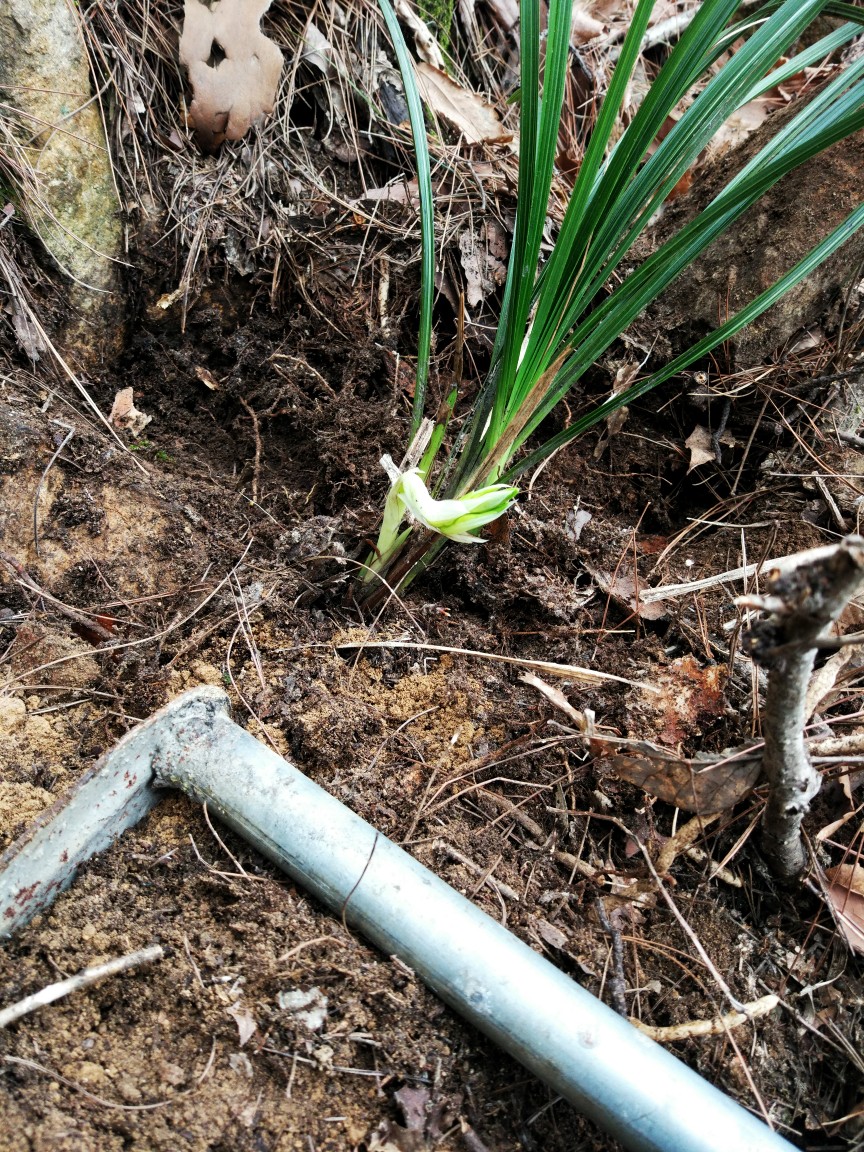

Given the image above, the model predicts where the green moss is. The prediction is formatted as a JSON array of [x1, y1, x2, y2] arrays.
[[417, 0, 455, 53]]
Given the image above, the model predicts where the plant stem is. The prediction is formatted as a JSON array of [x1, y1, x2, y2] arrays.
[[744, 537, 864, 877]]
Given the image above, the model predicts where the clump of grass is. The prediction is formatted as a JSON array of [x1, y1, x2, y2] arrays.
[[360, 0, 864, 604]]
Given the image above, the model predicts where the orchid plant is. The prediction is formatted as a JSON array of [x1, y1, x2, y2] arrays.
[[359, 0, 864, 603]]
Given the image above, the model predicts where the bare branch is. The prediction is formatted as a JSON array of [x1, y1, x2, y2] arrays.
[[0, 946, 164, 1029], [741, 536, 864, 877]]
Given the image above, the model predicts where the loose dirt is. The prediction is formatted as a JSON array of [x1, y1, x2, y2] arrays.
[[2, 287, 864, 1150], [2, 8, 864, 1148]]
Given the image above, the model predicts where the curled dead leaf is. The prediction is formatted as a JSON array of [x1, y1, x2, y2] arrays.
[[592, 737, 762, 815], [685, 425, 717, 472], [572, 6, 606, 43], [352, 180, 420, 207], [520, 670, 589, 731], [586, 563, 668, 622], [416, 62, 511, 145], [825, 863, 864, 954], [459, 227, 508, 308], [109, 387, 152, 438], [226, 1001, 258, 1047]]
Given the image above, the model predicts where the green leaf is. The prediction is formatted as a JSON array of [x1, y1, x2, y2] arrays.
[[366, 0, 864, 598], [376, 0, 435, 437], [506, 199, 864, 480]]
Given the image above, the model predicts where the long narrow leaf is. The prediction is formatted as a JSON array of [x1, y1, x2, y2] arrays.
[[518, 0, 830, 396], [376, 0, 435, 437], [517, 80, 864, 447], [488, 0, 574, 444], [506, 200, 864, 480]]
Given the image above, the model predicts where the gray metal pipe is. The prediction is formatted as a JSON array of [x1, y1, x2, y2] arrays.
[[148, 688, 793, 1152]]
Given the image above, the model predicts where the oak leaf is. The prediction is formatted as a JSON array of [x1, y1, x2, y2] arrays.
[[825, 863, 864, 954], [180, 0, 283, 152], [416, 62, 511, 145]]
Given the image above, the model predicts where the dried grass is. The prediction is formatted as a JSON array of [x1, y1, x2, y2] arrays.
[[63, 0, 530, 340]]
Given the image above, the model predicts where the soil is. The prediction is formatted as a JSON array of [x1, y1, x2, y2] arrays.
[[2, 10, 864, 1152]]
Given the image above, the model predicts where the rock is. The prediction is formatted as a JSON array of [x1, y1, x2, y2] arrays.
[[0, 697, 26, 735], [0, 0, 124, 365]]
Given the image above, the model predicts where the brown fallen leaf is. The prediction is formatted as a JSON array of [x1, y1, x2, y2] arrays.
[[459, 226, 508, 307], [395, 0, 446, 69], [109, 387, 152, 437], [572, 3, 606, 43], [533, 917, 569, 951], [416, 62, 512, 145], [226, 1002, 258, 1047], [586, 564, 668, 622], [825, 863, 864, 954], [647, 655, 728, 748], [394, 1085, 431, 1133], [194, 365, 220, 391], [520, 670, 589, 731], [685, 424, 717, 472], [592, 737, 762, 814], [300, 22, 349, 127], [9, 301, 46, 362], [352, 181, 419, 207], [179, 0, 283, 152], [593, 360, 639, 456], [484, 0, 518, 32]]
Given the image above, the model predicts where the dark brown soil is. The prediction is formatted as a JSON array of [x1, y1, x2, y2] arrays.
[[2, 258, 864, 1150], [2, 11, 864, 1150]]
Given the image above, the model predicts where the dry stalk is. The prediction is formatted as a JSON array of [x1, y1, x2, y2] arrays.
[[0, 945, 163, 1028], [630, 993, 779, 1043], [740, 536, 864, 877]]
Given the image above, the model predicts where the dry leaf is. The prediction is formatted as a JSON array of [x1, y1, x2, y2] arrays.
[[416, 62, 511, 145], [593, 737, 762, 814], [825, 863, 864, 954], [227, 1002, 258, 1047], [395, 0, 447, 69], [277, 985, 328, 1030], [109, 387, 152, 437], [485, 0, 518, 32], [9, 302, 46, 363], [158, 1060, 187, 1086], [805, 646, 857, 719], [352, 181, 420, 207], [572, 4, 606, 43], [534, 917, 569, 951], [459, 227, 507, 307], [194, 365, 220, 391], [154, 285, 184, 311], [300, 22, 349, 125], [228, 1051, 254, 1078], [647, 655, 728, 747], [587, 564, 668, 622], [179, 0, 283, 151], [685, 425, 717, 472], [594, 360, 639, 455], [520, 670, 588, 730], [394, 1085, 431, 1133], [367, 1123, 425, 1152]]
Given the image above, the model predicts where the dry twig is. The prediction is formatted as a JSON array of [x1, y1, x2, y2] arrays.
[[741, 536, 864, 877], [0, 945, 163, 1029], [630, 993, 779, 1042]]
